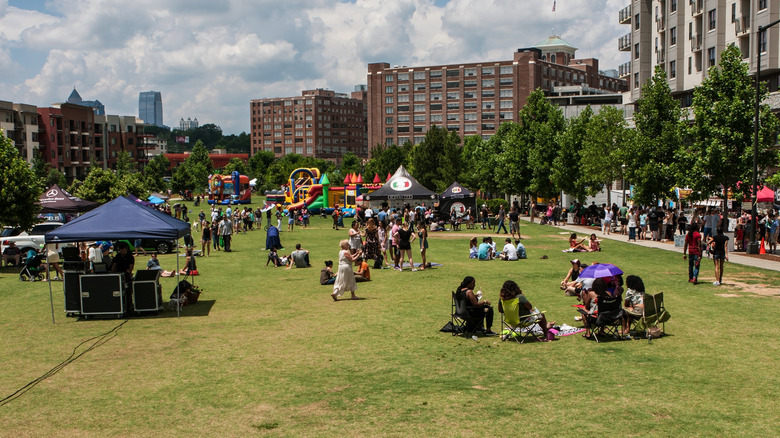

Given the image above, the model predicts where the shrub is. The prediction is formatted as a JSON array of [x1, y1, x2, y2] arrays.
[[485, 198, 509, 215]]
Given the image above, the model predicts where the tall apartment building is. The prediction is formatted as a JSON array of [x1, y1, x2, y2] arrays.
[[618, 0, 780, 105], [139, 91, 164, 127], [250, 88, 368, 162], [179, 117, 199, 130], [0, 100, 40, 160], [367, 37, 626, 148]]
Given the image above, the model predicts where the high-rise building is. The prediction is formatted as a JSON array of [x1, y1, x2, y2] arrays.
[[617, 0, 780, 105], [366, 37, 626, 149], [250, 88, 368, 161], [179, 117, 199, 130], [0, 100, 40, 161], [139, 91, 163, 127], [66, 88, 105, 115]]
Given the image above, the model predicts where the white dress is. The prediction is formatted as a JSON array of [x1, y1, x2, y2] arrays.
[[332, 249, 357, 297]]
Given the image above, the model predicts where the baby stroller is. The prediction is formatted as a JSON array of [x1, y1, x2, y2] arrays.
[[19, 250, 45, 282]]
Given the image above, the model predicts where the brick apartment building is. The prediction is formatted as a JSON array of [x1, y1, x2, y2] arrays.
[[250, 88, 368, 162], [367, 36, 627, 149], [0, 100, 40, 161]]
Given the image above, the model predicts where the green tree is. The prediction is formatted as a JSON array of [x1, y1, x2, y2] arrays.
[[492, 122, 527, 195], [185, 141, 214, 192], [31, 150, 50, 182], [519, 89, 565, 199], [170, 164, 193, 193], [222, 157, 247, 176], [408, 125, 461, 192], [74, 167, 124, 204], [339, 152, 362, 176], [46, 168, 67, 188], [247, 150, 276, 190], [682, 45, 779, 201], [0, 132, 42, 228], [143, 154, 170, 193], [122, 172, 149, 199], [115, 150, 137, 178], [581, 106, 631, 204], [365, 143, 410, 180], [625, 67, 685, 205], [552, 106, 593, 202], [216, 132, 251, 154]]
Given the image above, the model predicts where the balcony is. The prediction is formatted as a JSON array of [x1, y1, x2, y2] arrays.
[[690, 34, 702, 52], [618, 33, 632, 51], [619, 4, 632, 24], [657, 49, 666, 63], [618, 61, 632, 78], [657, 16, 666, 32], [735, 16, 750, 37], [690, 0, 703, 16]]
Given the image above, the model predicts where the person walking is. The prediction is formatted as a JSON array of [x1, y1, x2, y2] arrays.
[[201, 221, 211, 257], [708, 227, 729, 286], [495, 205, 508, 234], [683, 223, 703, 284], [331, 240, 360, 301]]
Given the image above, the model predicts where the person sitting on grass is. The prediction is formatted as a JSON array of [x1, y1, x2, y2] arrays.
[[266, 246, 282, 268], [566, 233, 588, 252], [498, 238, 518, 260], [588, 233, 601, 252], [477, 237, 493, 260], [320, 260, 336, 285], [354, 255, 371, 282], [286, 243, 310, 269], [469, 237, 479, 259], [498, 280, 552, 341], [560, 259, 584, 295], [514, 239, 527, 259]]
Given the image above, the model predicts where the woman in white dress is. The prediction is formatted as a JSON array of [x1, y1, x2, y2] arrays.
[[332, 239, 361, 301]]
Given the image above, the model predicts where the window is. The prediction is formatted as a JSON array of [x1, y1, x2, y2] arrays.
[[385, 107, 394, 114], [385, 96, 393, 104], [413, 104, 425, 112], [499, 112, 514, 120], [414, 83, 426, 91], [499, 66, 513, 74], [385, 117, 393, 124], [708, 47, 716, 67], [430, 103, 442, 111], [398, 115, 410, 122], [431, 114, 443, 122], [708, 9, 716, 31], [499, 100, 513, 109], [430, 82, 442, 89], [634, 43, 640, 60], [670, 60, 676, 78], [430, 93, 442, 101], [670, 27, 677, 46], [464, 124, 477, 132], [688, 57, 692, 74], [464, 80, 477, 87], [464, 113, 477, 121], [759, 30, 767, 53], [413, 71, 426, 80], [482, 79, 495, 87], [482, 90, 495, 98], [634, 73, 640, 89], [446, 69, 460, 77], [446, 81, 459, 88], [397, 105, 409, 112], [499, 77, 513, 85], [635, 13, 639, 30], [464, 91, 476, 99], [670, 0, 677, 13], [398, 94, 409, 103], [397, 73, 409, 81], [413, 115, 425, 122], [414, 94, 426, 102], [759, 0, 767, 10], [446, 102, 460, 110], [446, 114, 460, 121], [447, 92, 460, 100], [385, 128, 393, 135], [430, 70, 442, 77], [482, 101, 495, 109], [551, 54, 556, 63], [482, 67, 494, 75], [385, 75, 393, 82], [464, 102, 478, 109]]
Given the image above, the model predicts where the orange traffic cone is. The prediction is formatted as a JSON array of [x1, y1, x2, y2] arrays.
[[760, 238, 767, 254]]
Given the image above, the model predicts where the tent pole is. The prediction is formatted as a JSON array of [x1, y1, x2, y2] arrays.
[[176, 238, 180, 318], [47, 248, 55, 324]]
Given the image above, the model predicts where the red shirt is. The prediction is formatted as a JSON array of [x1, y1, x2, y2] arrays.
[[685, 232, 702, 256]]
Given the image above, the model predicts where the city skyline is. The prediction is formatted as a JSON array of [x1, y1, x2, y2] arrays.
[[0, 0, 627, 135]]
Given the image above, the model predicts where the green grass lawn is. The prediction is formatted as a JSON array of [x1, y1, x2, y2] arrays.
[[2, 200, 780, 437]]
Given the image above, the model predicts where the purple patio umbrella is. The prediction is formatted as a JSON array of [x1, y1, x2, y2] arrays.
[[578, 263, 623, 279]]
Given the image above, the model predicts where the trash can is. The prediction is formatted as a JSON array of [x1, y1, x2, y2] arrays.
[[724, 231, 735, 252], [674, 234, 685, 247], [567, 213, 575, 225]]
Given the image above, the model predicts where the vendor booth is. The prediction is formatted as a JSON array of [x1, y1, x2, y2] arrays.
[[44, 196, 191, 322], [38, 184, 98, 214], [438, 181, 477, 220], [364, 165, 437, 210]]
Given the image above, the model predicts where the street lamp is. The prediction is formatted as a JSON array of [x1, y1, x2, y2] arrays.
[[749, 19, 780, 254]]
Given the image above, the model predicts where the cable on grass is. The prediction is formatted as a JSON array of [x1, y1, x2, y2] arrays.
[[0, 319, 129, 407]]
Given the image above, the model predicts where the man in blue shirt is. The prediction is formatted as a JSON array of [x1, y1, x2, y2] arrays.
[[478, 237, 492, 260]]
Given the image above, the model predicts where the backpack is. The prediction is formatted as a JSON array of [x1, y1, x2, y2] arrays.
[[373, 254, 384, 269]]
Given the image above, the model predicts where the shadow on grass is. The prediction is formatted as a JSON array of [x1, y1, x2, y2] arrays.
[[76, 300, 217, 320]]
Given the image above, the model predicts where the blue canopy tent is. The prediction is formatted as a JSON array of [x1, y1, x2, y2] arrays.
[[44, 196, 192, 322], [148, 195, 165, 204]]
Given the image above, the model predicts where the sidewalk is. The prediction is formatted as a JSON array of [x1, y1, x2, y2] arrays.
[[544, 221, 780, 273]]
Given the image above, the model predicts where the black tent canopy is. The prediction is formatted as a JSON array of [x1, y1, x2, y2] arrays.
[[438, 181, 477, 219], [364, 166, 436, 208], [38, 184, 98, 214]]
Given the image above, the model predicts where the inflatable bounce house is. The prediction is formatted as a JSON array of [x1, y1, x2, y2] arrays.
[[282, 168, 385, 215], [208, 171, 252, 205]]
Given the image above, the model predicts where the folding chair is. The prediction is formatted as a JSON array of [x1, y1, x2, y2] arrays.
[[581, 295, 623, 343], [499, 298, 545, 343], [640, 292, 669, 343], [451, 291, 484, 337]]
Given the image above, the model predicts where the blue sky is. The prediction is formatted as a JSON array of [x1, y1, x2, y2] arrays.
[[0, 0, 626, 134]]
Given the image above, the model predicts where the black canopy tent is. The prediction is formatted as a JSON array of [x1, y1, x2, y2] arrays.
[[38, 184, 99, 214], [438, 181, 477, 220], [364, 165, 437, 209], [44, 196, 191, 322]]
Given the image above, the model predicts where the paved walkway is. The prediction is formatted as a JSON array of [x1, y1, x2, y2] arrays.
[[530, 220, 780, 273]]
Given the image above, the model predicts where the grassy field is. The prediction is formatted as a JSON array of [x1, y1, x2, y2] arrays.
[[2, 200, 780, 437]]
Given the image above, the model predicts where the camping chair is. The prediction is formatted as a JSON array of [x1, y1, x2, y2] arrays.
[[451, 291, 484, 337], [639, 292, 669, 342], [580, 295, 623, 343], [499, 298, 545, 343]]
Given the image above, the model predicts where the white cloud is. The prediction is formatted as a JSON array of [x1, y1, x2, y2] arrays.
[[2, 0, 626, 134]]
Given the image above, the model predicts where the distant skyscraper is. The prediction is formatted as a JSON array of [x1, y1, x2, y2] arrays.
[[66, 87, 105, 115], [138, 91, 163, 127]]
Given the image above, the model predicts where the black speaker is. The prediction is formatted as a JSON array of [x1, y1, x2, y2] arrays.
[[63, 272, 82, 314], [80, 274, 125, 317], [133, 281, 162, 312]]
